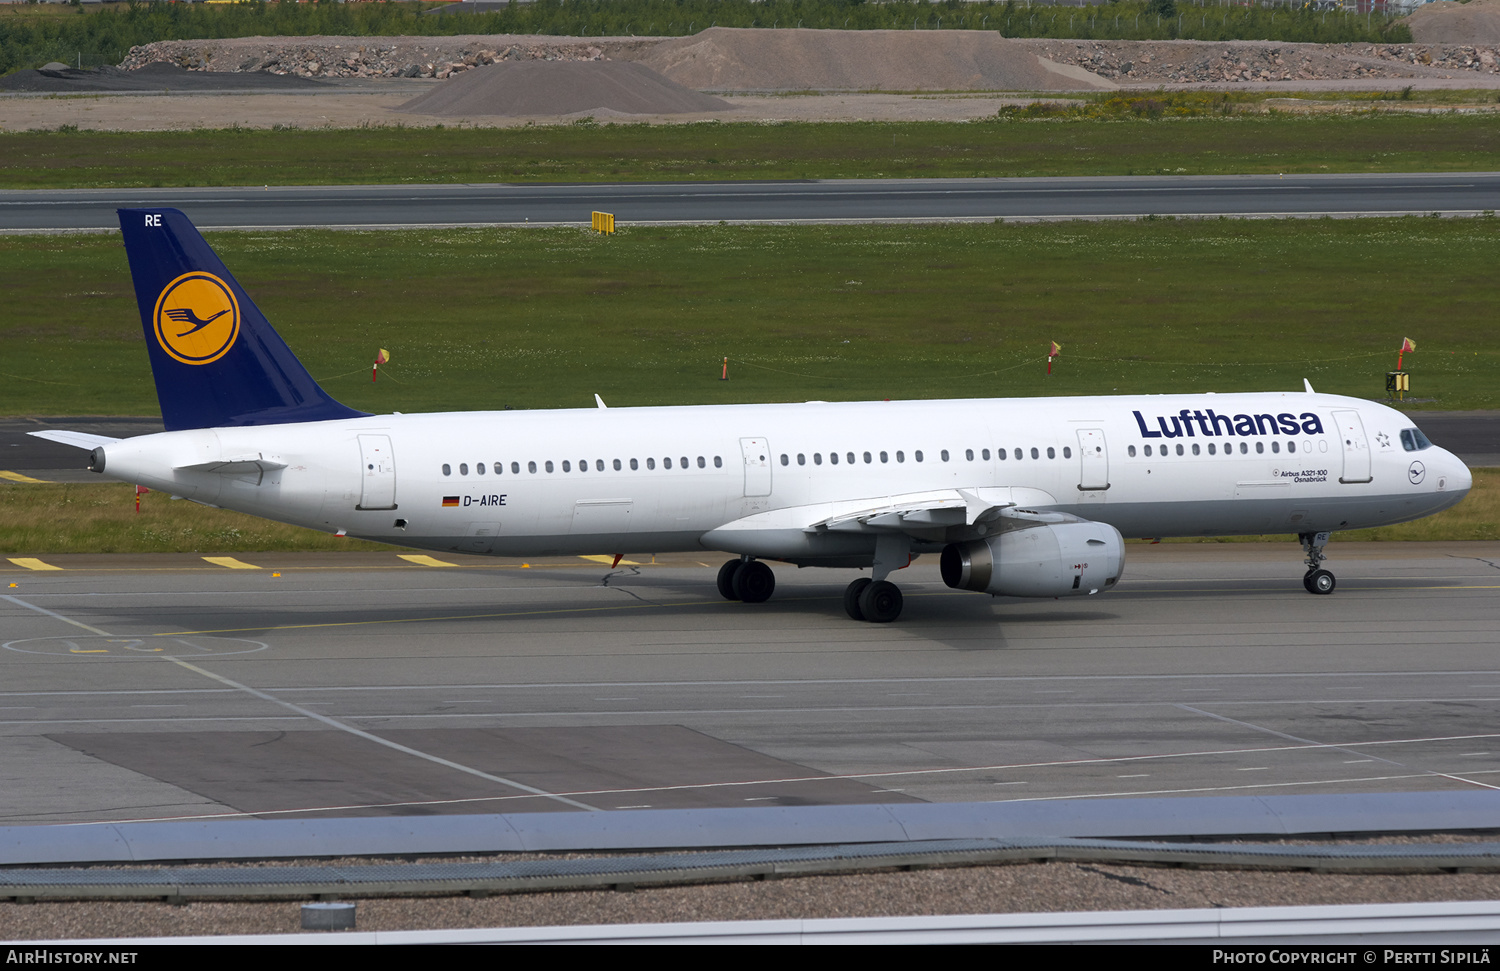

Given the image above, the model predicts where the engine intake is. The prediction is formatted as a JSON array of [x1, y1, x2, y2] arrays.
[[940, 522, 1125, 598]]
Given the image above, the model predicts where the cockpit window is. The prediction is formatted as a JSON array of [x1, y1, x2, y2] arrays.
[[1400, 428, 1433, 452]]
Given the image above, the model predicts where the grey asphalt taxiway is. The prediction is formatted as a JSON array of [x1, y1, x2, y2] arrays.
[[4, 172, 1499, 233], [2, 543, 1498, 827]]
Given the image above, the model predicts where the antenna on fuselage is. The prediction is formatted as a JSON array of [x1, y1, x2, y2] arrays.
[[1303, 379, 1316, 394], [594, 394, 608, 409]]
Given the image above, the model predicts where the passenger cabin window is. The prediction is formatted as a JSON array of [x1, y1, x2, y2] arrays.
[[476, 462, 485, 475], [830, 452, 839, 465], [1062, 447, 1071, 459], [798, 453, 806, 466], [494, 462, 503, 474], [647, 458, 656, 470], [1255, 442, 1265, 454], [780, 454, 789, 466], [544, 460, 554, 473], [965, 449, 974, 461], [630, 458, 639, 470], [715, 456, 723, 468], [915, 451, 924, 462], [1015, 448, 1023, 460], [863, 451, 872, 464], [846, 452, 856, 465], [1127, 446, 1136, 458], [528, 461, 537, 473], [442, 463, 452, 476], [814, 453, 823, 465], [512, 462, 520, 474], [982, 449, 991, 460], [614, 459, 622, 471], [1047, 447, 1056, 459], [1029, 448, 1039, 460], [940, 450, 950, 462], [562, 460, 571, 472], [459, 463, 469, 475]]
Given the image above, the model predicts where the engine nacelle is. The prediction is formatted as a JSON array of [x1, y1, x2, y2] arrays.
[[940, 522, 1125, 598]]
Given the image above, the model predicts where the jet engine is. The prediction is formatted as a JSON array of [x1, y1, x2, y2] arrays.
[[940, 522, 1125, 598]]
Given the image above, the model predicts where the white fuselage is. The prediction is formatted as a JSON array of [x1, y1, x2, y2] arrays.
[[95, 391, 1471, 562]]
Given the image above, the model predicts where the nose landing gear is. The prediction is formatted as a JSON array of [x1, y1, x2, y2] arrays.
[[1300, 531, 1335, 595]]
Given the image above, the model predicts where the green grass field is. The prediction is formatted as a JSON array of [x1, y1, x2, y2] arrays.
[[6, 112, 1500, 188], [4, 218, 1497, 418]]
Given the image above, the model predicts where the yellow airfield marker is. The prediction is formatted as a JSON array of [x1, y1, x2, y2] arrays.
[[398, 554, 459, 568], [579, 554, 640, 566], [7, 558, 61, 571], [0, 471, 47, 484], [202, 556, 261, 570]]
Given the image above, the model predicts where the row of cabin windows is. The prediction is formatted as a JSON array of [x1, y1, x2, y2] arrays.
[[777, 446, 1073, 467], [1127, 440, 1311, 458], [442, 456, 724, 476]]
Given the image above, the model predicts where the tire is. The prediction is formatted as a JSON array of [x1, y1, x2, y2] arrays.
[[844, 577, 873, 621], [717, 560, 742, 601], [858, 580, 903, 623], [1307, 569, 1335, 595], [733, 560, 776, 603]]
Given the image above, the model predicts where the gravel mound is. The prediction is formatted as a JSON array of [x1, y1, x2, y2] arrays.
[[1405, 0, 1500, 44], [396, 60, 732, 117], [0, 62, 330, 93], [639, 27, 1093, 91]]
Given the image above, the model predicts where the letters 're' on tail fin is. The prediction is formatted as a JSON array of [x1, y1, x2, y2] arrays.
[[118, 208, 367, 431]]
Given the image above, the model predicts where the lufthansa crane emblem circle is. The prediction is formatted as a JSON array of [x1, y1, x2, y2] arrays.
[[1408, 461, 1426, 485], [152, 271, 240, 365]]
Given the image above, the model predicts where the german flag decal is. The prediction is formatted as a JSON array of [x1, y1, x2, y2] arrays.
[[442, 496, 460, 507]]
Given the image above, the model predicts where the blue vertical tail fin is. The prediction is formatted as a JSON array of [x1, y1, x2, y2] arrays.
[[118, 208, 367, 431]]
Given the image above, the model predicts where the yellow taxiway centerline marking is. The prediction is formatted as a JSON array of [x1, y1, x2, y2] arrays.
[[578, 555, 641, 566], [201, 556, 260, 570], [398, 554, 459, 568], [0, 471, 48, 484], [7, 558, 62, 571]]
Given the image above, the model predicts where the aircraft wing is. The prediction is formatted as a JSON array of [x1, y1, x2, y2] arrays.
[[705, 486, 1071, 548], [27, 430, 122, 450]]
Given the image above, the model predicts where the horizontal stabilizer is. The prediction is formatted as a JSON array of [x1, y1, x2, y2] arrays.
[[27, 430, 121, 450], [174, 454, 288, 475]]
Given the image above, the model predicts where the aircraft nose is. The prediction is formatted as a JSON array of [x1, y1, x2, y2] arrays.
[[1450, 456, 1473, 497]]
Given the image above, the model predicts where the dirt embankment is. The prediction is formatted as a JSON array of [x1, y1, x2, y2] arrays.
[[1017, 38, 1499, 84], [1404, 0, 1500, 44], [110, 28, 1500, 94]]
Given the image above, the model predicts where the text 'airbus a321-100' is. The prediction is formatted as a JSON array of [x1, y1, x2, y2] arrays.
[[31, 210, 1472, 623]]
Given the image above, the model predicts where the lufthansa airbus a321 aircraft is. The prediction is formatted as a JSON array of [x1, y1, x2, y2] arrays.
[[33, 210, 1472, 623]]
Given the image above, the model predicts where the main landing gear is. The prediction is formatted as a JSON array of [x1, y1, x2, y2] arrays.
[[1299, 531, 1335, 595], [717, 557, 776, 604], [843, 577, 903, 624], [718, 532, 911, 623]]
